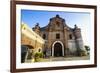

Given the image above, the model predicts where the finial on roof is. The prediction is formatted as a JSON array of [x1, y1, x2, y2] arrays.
[[56, 14, 60, 18], [74, 24, 79, 30], [36, 23, 39, 26], [74, 24, 78, 28], [34, 23, 40, 29]]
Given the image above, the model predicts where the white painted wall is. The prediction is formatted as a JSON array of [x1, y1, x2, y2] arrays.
[[0, 0, 100, 73], [68, 40, 77, 53]]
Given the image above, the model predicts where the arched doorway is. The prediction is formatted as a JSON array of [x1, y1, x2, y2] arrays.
[[54, 43, 62, 57], [52, 41, 64, 57]]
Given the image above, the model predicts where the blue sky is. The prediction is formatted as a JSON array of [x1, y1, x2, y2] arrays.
[[21, 9, 91, 46]]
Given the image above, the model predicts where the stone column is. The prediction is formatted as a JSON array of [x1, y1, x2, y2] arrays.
[[47, 29, 52, 57], [64, 27, 68, 56]]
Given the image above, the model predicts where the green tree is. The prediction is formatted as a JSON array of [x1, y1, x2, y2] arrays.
[[84, 45, 90, 55], [84, 45, 90, 51]]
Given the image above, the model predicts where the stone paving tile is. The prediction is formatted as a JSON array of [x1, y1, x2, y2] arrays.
[[42, 56, 90, 62]]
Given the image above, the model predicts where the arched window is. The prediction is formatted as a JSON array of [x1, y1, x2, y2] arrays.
[[69, 34, 72, 39], [38, 49, 41, 52], [43, 34, 46, 39]]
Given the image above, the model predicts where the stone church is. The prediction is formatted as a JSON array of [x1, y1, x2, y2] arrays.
[[32, 15, 85, 57]]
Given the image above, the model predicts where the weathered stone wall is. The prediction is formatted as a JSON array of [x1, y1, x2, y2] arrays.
[[33, 15, 84, 56], [21, 23, 45, 54], [68, 40, 77, 55]]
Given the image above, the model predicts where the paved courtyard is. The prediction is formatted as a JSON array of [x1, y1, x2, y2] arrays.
[[25, 55, 90, 63], [40, 55, 90, 62]]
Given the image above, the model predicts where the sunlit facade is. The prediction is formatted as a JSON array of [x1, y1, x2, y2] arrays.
[[21, 23, 45, 63], [33, 15, 86, 57]]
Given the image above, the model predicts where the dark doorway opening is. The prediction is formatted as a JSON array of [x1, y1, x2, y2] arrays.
[[54, 43, 62, 57], [21, 45, 28, 63], [21, 45, 34, 63]]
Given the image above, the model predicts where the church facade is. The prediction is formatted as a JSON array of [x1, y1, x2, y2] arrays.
[[32, 15, 85, 57]]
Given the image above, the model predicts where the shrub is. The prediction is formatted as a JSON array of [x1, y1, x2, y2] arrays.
[[34, 52, 43, 62], [39, 52, 43, 58], [79, 49, 87, 56], [76, 48, 87, 56], [81, 51, 86, 56]]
